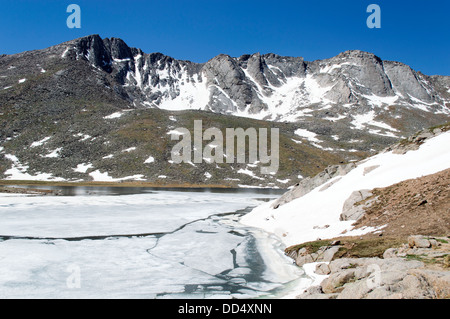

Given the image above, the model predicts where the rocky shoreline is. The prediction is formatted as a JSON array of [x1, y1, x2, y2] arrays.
[[293, 235, 450, 299], [0, 186, 63, 196]]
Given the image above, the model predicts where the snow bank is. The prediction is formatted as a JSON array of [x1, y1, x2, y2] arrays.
[[241, 131, 450, 247], [88, 170, 145, 182]]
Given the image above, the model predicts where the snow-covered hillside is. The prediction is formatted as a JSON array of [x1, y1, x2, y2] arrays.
[[241, 130, 450, 247]]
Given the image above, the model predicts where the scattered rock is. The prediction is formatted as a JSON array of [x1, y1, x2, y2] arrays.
[[390, 126, 448, 155], [295, 254, 314, 267], [0, 187, 63, 196], [295, 245, 341, 267], [313, 225, 330, 229], [336, 279, 373, 299], [351, 168, 450, 238]]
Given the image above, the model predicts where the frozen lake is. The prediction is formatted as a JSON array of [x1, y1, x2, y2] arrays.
[[0, 187, 303, 299]]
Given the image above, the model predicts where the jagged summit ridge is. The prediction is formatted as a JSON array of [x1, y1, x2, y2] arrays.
[[54, 35, 450, 124], [2, 34, 450, 138]]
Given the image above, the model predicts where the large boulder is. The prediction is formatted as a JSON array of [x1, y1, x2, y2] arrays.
[[340, 189, 374, 221], [408, 235, 432, 248]]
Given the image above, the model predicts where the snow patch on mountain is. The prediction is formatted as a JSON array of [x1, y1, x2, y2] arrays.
[[73, 163, 93, 173], [158, 72, 210, 111], [43, 148, 62, 158], [62, 35, 449, 129], [294, 129, 321, 143], [351, 111, 399, 135], [4, 154, 65, 181], [104, 111, 124, 119], [144, 156, 155, 164], [30, 137, 52, 148]]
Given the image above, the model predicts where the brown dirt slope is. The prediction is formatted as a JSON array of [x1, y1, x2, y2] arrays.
[[353, 168, 450, 238]]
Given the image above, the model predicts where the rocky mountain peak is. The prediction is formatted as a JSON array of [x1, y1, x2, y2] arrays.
[[54, 34, 449, 125], [3, 34, 450, 135], [0, 34, 449, 187], [103, 37, 134, 61], [336, 49, 381, 60]]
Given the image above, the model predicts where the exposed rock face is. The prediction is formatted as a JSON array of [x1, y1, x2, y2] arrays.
[[203, 54, 255, 113]]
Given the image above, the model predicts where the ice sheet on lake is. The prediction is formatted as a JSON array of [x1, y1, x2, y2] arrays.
[[0, 192, 267, 238], [0, 190, 302, 298]]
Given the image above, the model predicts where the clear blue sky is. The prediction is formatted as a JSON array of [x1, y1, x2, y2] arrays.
[[1, 0, 449, 75]]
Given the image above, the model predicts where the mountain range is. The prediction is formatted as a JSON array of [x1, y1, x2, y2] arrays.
[[0, 34, 449, 187]]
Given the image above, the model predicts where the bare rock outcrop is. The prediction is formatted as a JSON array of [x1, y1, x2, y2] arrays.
[[296, 235, 450, 299]]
